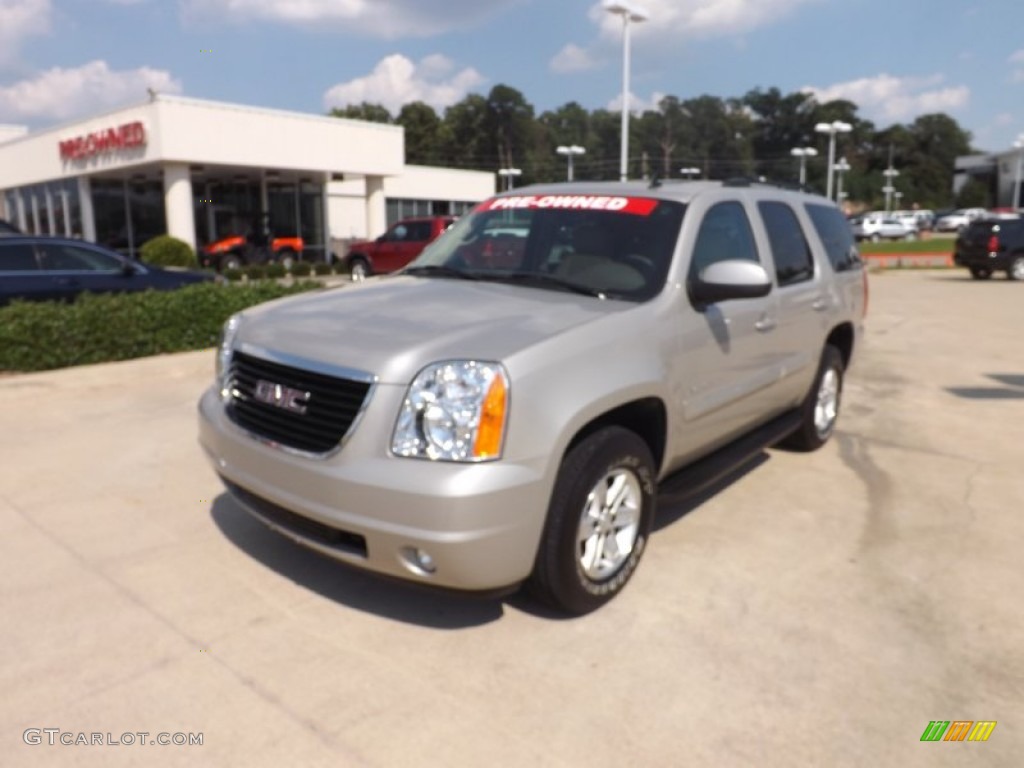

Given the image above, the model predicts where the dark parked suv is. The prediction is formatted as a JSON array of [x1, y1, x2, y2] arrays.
[[0, 236, 213, 305], [954, 218, 1024, 280]]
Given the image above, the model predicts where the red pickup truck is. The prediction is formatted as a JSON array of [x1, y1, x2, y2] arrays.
[[344, 216, 455, 280]]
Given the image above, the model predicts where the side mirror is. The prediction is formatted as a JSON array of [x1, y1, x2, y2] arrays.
[[689, 260, 772, 304], [121, 262, 138, 276]]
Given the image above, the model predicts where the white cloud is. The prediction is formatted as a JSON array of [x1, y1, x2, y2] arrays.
[[323, 54, 484, 113], [0, 0, 52, 66], [180, 0, 523, 39], [606, 90, 666, 115], [802, 73, 970, 123], [0, 60, 182, 121], [550, 43, 599, 74], [1010, 49, 1024, 83], [588, 0, 821, 42]]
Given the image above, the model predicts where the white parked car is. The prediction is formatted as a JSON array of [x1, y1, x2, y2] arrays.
[[851, 214, 916, 242], [936, 208, 986, 233]]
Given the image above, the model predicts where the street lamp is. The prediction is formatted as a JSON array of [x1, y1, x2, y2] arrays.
[[882, 167, 900, 212], [605, 1, 649, 182], [790, 147, 818, 187], [815, 120, 852, 200], [497, 168, 522, 191], [833, 156, 851, 206], [679, 167, 701, 179], [1013, 135, 1024, 211], [556, 145, 586, 181]]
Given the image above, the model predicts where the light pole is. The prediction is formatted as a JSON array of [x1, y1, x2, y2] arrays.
[[679, 167, 701, 180], [497, 168, 522, 192], [1013, 135, 1024, 211], [833, 156, 850, 206], [556, 145, 586, 181], [604, 1, 649, 182], [815, 121, 852, 200], [790, 147, 818, 187], [882, 167, 900, 212]]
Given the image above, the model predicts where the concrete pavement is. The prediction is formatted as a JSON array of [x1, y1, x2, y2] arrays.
[[1, 270, 1021, 767]]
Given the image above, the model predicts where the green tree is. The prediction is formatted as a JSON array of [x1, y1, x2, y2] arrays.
[[396, 101, 442, 166], [328, 103, 393, 123]]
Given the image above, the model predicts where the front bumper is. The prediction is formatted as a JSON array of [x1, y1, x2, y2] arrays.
[[197, 386, 552, 592]]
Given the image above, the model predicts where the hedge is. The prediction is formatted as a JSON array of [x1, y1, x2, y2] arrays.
[[139, 235, 198, 268], [0, 281, 323, 373]]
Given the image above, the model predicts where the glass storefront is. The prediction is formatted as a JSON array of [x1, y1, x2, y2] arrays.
[[2, 180, 82, 237], [386, 197, 476, 226], [92, 179, 167, 257]]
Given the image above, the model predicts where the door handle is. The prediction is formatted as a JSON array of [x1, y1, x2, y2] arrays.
[[811, 297, 827, 311], [754, 317, 776, 332]]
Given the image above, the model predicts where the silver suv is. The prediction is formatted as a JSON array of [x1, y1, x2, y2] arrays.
[[198, 180, 867, 614]]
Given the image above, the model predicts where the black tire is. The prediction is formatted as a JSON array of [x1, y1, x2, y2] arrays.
[[870, 233, 881, 243], [969, 267, 992, 280], [780, 345, 844, 452], [349, 256, 371, 281], [527, 426, 657, 615], [220, 251, 244, 271], [1008, 256, 1024, 282]]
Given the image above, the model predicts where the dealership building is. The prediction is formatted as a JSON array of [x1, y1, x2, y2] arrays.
[[0, 94, 494, 260]]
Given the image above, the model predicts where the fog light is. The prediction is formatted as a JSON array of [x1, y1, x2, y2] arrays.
[[400, 546, 437, 575]]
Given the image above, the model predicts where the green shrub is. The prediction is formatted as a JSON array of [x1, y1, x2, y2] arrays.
[[265, 262, 286, 279], [290, 261, 312, 277], [0, 281, 323, 373], [313, 262, 333, 276], [139, 235, 198, 268], [224, 267, 244, 282], [245, 264, 267, 281]]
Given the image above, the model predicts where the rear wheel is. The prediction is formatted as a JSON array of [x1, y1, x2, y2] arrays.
[[349, 257, 370, 282], [780, 345, 844, 452], [870, 233, 881, 243], [527, 426, 656, 615], [969, 267, 992, 280], [220, 252, 243, 271], [277, 249, 296, 271], [1008, 256, 1024, 281]]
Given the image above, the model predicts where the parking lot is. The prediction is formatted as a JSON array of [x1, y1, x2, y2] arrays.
[[1, 269, 1021, 767]]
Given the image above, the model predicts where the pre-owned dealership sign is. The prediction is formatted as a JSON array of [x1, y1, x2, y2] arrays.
[[59, 121, 146, 160]]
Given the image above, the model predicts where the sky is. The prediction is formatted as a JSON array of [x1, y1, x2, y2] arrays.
[[1, 0, 1022, 153]]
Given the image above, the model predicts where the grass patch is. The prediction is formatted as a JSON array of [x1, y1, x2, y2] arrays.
[[859, 237, 956, 254]]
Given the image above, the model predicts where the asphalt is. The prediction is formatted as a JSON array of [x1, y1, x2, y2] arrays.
[[1, 270, 1021, 767]]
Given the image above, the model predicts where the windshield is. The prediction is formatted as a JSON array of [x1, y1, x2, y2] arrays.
[[406, 194, 685, 301]]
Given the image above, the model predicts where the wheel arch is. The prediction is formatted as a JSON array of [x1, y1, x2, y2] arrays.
[[561, 397, 668, 475], [826, 322, 855, 369]]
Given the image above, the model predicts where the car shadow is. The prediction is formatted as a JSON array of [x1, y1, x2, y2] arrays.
[[946, 372, 1024, 400], [210, 495, 505, 629], [653, 451, 771, 531]]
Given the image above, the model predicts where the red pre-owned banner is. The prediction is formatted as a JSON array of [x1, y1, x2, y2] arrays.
[[479, 195, 659, 215], [58, 121, 146, 160]]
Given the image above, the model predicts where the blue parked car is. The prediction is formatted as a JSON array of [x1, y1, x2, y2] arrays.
[[0, 235, 214, 306]]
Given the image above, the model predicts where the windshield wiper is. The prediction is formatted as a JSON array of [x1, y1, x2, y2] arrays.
[[402, 265, 482, 280], [482, 272, 606, 298]]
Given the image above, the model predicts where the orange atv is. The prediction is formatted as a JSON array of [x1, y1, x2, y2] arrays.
[[202, 234, 304, 271]]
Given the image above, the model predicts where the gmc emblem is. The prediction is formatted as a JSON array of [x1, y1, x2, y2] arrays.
[[253, 379, 311, 415]]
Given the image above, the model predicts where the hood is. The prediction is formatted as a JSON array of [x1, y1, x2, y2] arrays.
[[236, 275, 630, 384]]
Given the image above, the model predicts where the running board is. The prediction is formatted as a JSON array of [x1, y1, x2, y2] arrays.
[[657, 410, 801, 501]]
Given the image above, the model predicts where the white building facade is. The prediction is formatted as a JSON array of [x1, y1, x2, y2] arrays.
[[0, 95, 494, 260]]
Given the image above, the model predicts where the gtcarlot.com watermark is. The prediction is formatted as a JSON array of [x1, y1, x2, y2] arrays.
[[24, 729, 203, 747]]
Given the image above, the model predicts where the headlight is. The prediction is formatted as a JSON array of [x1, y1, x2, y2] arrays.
[[392, 361, 509, 462], [216, 314, 243, 400]]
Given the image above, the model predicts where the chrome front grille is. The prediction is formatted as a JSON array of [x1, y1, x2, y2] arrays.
[[226, 351, 372, 455]]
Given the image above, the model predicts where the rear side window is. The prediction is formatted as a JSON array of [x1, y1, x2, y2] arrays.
[[407, 222, 434, 241], [39, 243, 124, 272], [758, 201, 814, 286], [804, 203, 862, 272], [0, 243, 40, 272], [688, 201, 759, 280]]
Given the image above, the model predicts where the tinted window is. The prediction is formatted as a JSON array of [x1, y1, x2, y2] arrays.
[[758, 201, 814, 286], [407, 222, 434, 241], [0, 243, 40, 271], [805, 203, 862, 272], [688, 201, 759, 279], [39, 243, 124, 272]]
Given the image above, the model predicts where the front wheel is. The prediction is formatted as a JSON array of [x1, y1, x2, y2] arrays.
[[870, 233, 881, 243], [527, 426, 657, 615], [1008, 256, 1024, 281], [780, 345, 844, 452], [349, 257, 370, 282], [277, 249, 296, 271], [220, 252, 243, 271]]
